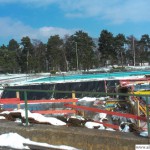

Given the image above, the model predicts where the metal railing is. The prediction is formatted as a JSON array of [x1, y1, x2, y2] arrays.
[[0, 88, 150, 138]]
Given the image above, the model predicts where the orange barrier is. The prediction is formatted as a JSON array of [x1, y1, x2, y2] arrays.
[[0, 98, 78, 104], [23, 99, 78, 104], [94, 120, 119, 130], [0, 98, 20, 104], [65, 103, 147, 121], [1, 98, 147, 121], [0, 98, 78, 115], [1, 97, 147, 130]]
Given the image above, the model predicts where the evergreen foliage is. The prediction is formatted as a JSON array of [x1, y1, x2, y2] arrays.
[[0, 30, 150, 73]]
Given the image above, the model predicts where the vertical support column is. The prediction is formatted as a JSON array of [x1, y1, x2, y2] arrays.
[[24, 91, 29, 126], [72, 91, 76, 105], [104, 80, 107, 96], [16, 91, 20, 110], [136, 100, 140, 128], [72, 91, 77, 116], [146, 96, 150, 140]]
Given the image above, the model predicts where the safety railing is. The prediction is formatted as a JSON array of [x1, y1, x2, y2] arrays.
[[0, 88, 150, 138]]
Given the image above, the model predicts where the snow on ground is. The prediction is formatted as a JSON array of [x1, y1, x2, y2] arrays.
[[140, 131, 148, 137], [0, 106, 147, 136], [0, 116, 5, 119], [0, 66, 150, 87], [84, 121, 105, 129], [0, 132, 79, 150], [1, 109, 66, 126], [0, 70, 143, 95], [78, 97, 97, 102]]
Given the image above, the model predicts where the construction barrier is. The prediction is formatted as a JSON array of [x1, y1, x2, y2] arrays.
[[65, 103, 147, 121], [0, 98, 20, 104], [0, 88, 149, 136], [0, 98, 78, 115], [31, 98, 78, 114], [0, 96, 148, 121], [0, 97, 120, 130]]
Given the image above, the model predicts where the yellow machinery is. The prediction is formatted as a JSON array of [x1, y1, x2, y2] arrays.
[[105, 99, 129, 111], [130, 90, 150, 116], [133, 90, 150, 95]]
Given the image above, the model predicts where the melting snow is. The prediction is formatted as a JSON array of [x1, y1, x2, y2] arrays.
[[0, 132, 79, 150], [84, 121, 105, 129], [78, 97, 97, 102], [140, 131, 148, 137], [1, 109, 66, 126]]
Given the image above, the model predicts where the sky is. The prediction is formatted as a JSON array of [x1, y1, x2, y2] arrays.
[[0, 0, 150, 45]]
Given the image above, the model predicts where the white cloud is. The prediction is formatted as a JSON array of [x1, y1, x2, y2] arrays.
[[0, 17, 75, 42], [68, 0, 150, 23], [59, 0, 150, 24], [102, 0, 150, 24], [38, 27, 74, 38], [12, 0, 149, 24], [0, 17, 34, 37], [1, 0, 150, 24]]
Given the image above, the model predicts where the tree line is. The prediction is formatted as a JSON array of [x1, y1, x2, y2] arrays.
[[0, 30, 150, 73]]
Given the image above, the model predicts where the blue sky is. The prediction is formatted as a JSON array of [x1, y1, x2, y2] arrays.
[[0, 0, 150, 45]]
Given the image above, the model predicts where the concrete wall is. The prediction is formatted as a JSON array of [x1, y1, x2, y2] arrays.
[[0, 121, 149, 150]]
